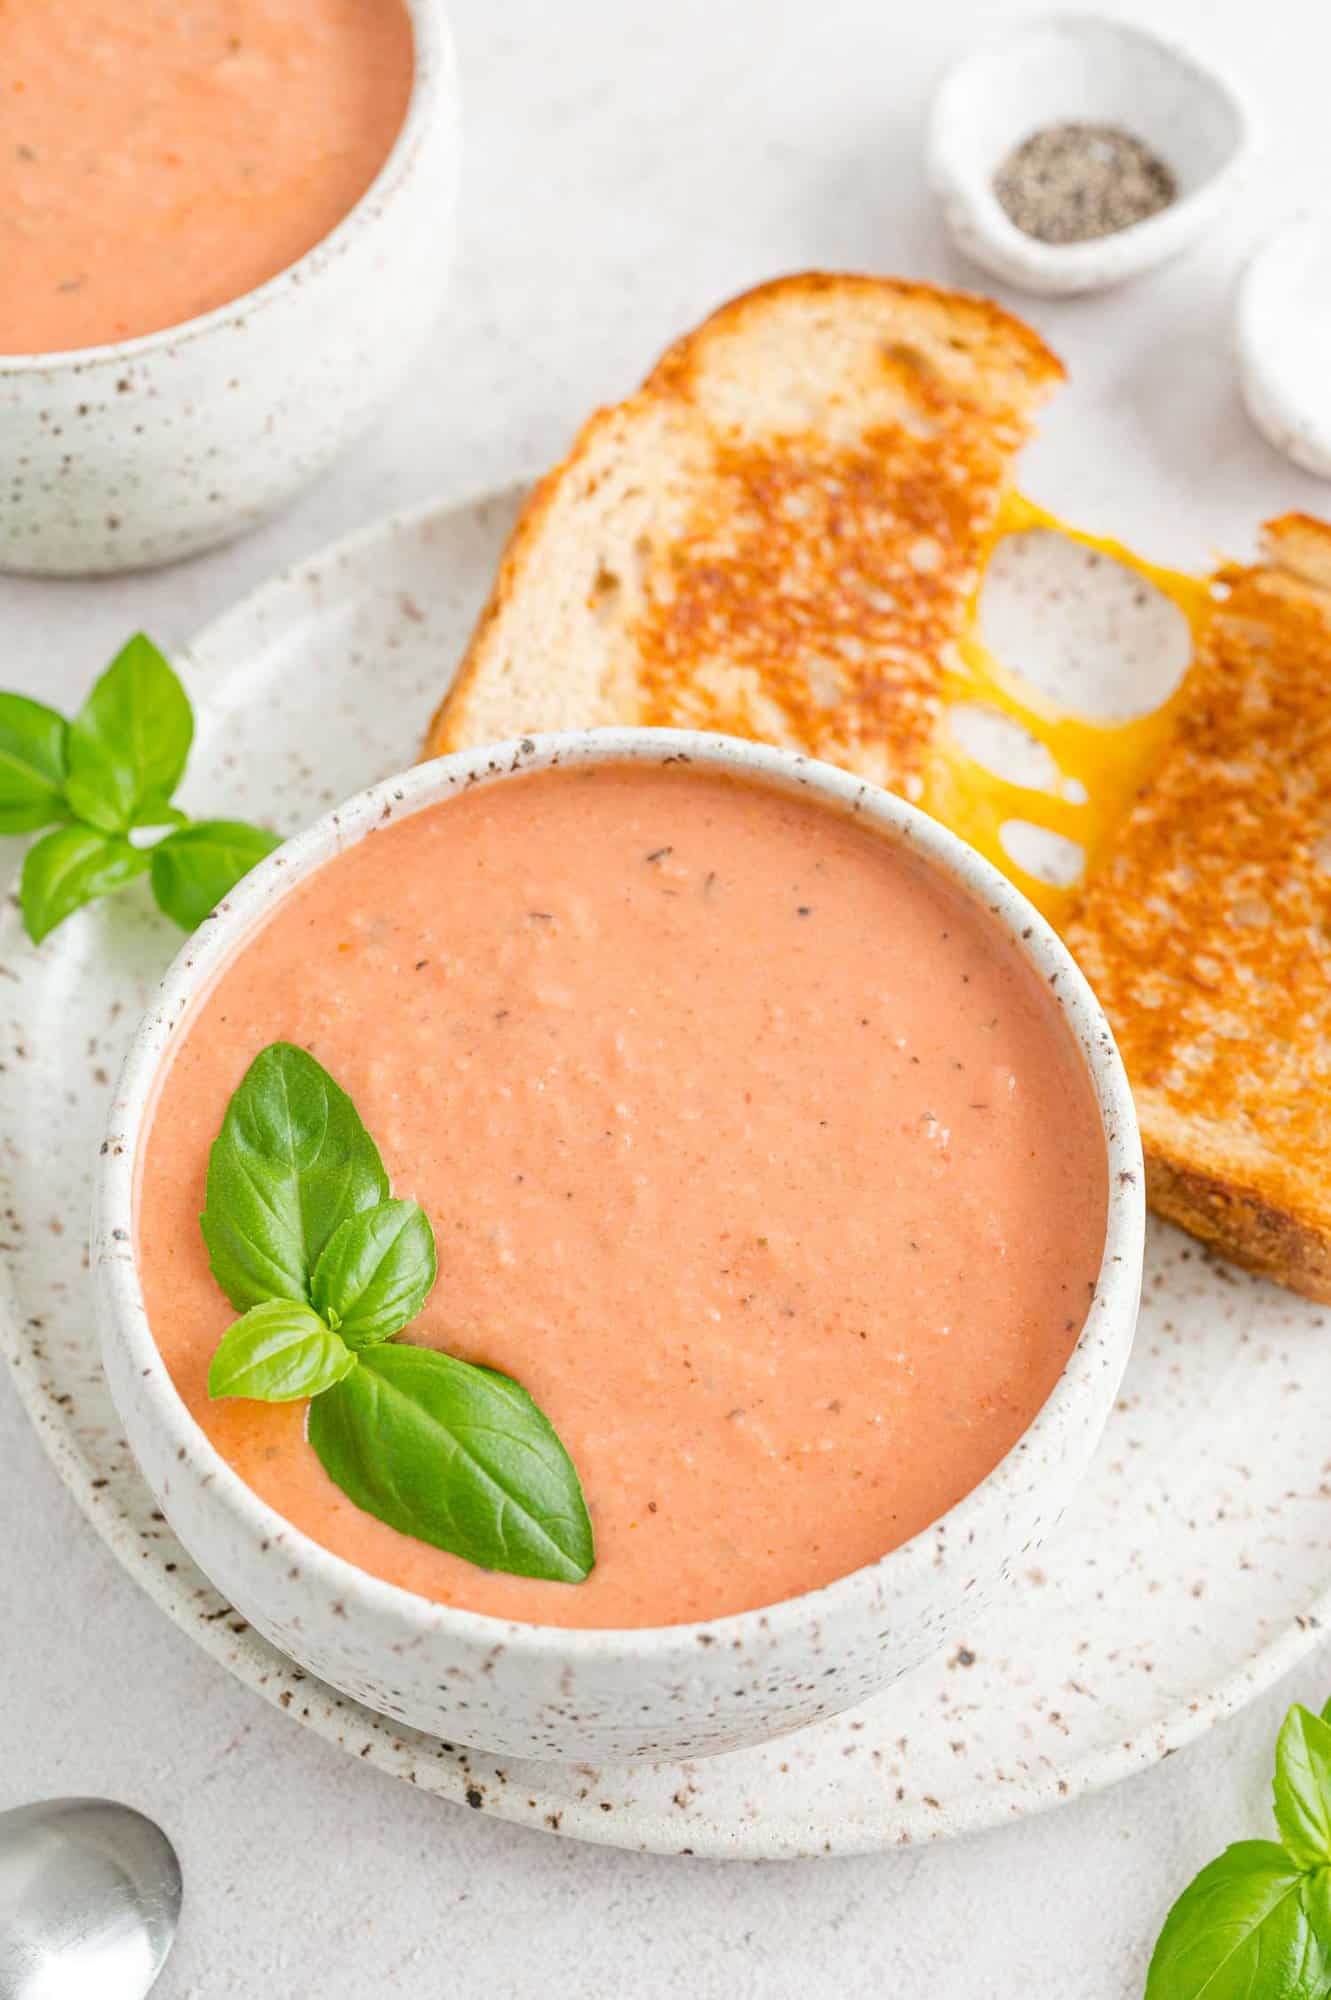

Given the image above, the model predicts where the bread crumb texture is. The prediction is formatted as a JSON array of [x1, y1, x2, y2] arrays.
[[426, 273, 1062, 794]]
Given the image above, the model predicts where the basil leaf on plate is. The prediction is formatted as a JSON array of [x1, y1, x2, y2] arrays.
[[1275, 1707, 1331, 1871], [1304, 1869, 1331, 1956], [149, 817, 280, 931], [1145, 1841, 1330, 2000], [64, 633, 193, 833], [208, 1299, 355, 1402], [308, 1342, 595, 1583], [128, 797, 190, 833], [20, 824, 150, 944], [201, 1043, 389, 1313], [311, 1198, 438, 1349], [0, 693, 69, 833]]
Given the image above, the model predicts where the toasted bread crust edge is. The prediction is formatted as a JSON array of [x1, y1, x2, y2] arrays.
[[643, 269, 1066, 398], [1262, 511, 1331, 592], [423, 272, 1065, 760], [1123, 511, 1331, 1302], [422, 386, 652, 759], [1145, 1142, 1331, 1304]]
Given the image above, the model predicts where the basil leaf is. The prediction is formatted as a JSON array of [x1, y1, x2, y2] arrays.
[[311, 1199, 437, 1349], [308, 1343, 594, 1583], [150, 818, 280, 931], [65, 633, 193, 833], [207, 1299, 355, 1402], [20, 825, 150, 944], [129, 797, 190, 833], [1305, 1870, 1331, 1954], [1276, 1706, 1331, 1870], [201, 1043, 389, 1313], [0, 693, 68, 833], [1145, 1841, 1330, 2000]]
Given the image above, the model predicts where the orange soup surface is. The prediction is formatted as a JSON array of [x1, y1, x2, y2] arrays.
[[138, 765, 1108, 1629], [1, 0, 414, 354]]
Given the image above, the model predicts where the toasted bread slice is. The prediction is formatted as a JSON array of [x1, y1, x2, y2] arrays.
[[424, 274, 1064, 790], [1065, 515, 1331, 1301]]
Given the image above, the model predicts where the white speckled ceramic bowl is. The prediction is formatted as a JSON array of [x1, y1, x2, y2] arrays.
[[95, 729, 1144, 1765], [1237, 214, 1331, 480], [928, 13, 1253, 296], [0, 0, 460, 576]]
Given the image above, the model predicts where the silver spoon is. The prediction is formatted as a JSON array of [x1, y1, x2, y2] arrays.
[[0, 1798, 181, 1999]]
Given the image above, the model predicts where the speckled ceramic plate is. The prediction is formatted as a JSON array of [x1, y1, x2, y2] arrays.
[[3, 484, 1329, 1860]]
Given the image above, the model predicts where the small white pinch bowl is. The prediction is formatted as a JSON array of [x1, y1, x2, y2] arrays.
[[0, 0, 460, 577], [95, 729, 1144, 1765], [928, 13, 1253, 296], [1237, 214, 1331, 480]]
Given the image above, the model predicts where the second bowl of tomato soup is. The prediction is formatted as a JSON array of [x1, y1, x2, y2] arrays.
[[0, 0, 459, 574], [97, 730, 1143, 1763]]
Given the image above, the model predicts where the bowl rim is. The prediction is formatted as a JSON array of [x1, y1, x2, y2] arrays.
[[96, 726, 1145, 1660], [926, 8, 1255, 287], [1236, 213, 1331, 480], [0, 0, 456, 376]]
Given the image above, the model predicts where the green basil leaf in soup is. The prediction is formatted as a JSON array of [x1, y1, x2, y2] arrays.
[[201, 1042, 389, 1314], [20, 825, 150, 944], [207, 1299, 355, 1402], [308, 1343, 595, 1583], [311, 1198, 438, 1348], [1274, 1706, 1331, 1871], [0, 693, 69, 833], [149, 818, 281, 932], [64, 633, 193, 833], [1144, 1841, 1329, 2000]]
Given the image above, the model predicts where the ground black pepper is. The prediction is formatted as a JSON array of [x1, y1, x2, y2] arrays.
[[993, 123, 1176, 244]]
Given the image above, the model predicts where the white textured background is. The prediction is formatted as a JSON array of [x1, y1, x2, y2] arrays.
[[3, 1, 1331, 1993]]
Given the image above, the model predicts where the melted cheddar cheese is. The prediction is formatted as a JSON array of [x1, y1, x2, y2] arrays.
[[927, 493, 1213, 926]]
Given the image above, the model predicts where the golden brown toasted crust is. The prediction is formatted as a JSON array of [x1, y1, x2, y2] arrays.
[[1260, 512, 1331, 593], [425, 451, 574, 748], [424, 272, 1063, 779], [642, 271, 1064, 403], [1066, 512, 1331, 1302], [1145, 1150, 1331, 1299]]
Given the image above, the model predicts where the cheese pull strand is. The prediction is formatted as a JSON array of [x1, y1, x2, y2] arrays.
[[927, 491, 1212, 927]]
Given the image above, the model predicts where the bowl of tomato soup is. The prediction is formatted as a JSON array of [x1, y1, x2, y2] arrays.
[[0, 0, 459, 574], [96, 731, 1144, 1764]]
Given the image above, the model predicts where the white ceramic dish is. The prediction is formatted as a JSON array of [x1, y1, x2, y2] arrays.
[[93, 725, 1142, 1766], [4, 483, 1330, 1856], [928, 13, 1253, 296], [1237, 214, 1331, 480], [0, 0, 461, 577]]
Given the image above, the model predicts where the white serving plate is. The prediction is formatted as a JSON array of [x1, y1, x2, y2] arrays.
[[2, 483, 1329, 1860]]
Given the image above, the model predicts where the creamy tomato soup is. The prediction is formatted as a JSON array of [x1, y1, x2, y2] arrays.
[[137, 765, 1107, 1629], [1, 0, 413, 355]]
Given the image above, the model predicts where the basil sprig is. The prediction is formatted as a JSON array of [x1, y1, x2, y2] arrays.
[[0, 693, 69, 833], [1147, 1699, 1331, 1998], [1, 635, 279, 943], [208, 1300, 357, 1402], [150, 820, 282, 933], [308, 1347, 593, 1585], [202, 1043, 389, 1312], [202, 1043, 595, 1586]]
